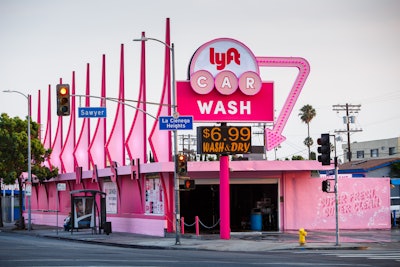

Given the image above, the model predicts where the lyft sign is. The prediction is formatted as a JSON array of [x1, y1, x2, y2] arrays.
[[177, 38, 273, 122], [176, 38, 310, 150]]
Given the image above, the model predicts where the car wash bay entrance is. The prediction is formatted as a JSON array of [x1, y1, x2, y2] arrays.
[[180, 181, 278, 232]]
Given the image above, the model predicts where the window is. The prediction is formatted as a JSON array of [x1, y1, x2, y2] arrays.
[[356, 151, 364, 159], [389, 147, 396, 156], [370, 149, 379, 158]]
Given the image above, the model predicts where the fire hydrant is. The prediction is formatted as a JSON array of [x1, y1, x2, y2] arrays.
[[299, 228, 307, 246]]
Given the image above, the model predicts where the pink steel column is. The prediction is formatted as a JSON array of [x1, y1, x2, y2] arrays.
[[220, 155, 230, 239]]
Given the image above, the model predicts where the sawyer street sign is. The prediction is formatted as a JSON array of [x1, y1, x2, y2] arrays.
[[78, 107, 107, 118], [159, 116, 193, 130]]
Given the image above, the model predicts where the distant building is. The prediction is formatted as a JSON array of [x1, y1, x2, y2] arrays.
[[342, 137, 400, 163], [339, 157, 400, 178]]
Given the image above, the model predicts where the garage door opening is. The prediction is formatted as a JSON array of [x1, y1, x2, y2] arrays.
[[180, 183, 278, 233]]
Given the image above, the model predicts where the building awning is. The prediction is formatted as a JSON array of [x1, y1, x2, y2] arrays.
[[391, 178, 400, 185], [70, 189, 106, 197]]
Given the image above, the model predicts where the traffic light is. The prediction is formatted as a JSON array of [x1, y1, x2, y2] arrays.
[[322, 180, 330, 192], [176, 154, 188, 176], [56, 84, 70, 116], [317, 133, 331, 165], [183, 179, 195, 190]]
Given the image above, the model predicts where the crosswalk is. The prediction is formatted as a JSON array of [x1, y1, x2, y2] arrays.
[[295, 249, 400, 263]]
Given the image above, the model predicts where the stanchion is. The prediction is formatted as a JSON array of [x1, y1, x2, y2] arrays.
[[181, 217, 185, 235], [195, 216, 199, 236]]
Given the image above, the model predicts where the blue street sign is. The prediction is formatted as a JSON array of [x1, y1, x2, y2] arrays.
[[78, 107, 107, 118], [159, 116, 193, 130], [326, 169, 335, 176]]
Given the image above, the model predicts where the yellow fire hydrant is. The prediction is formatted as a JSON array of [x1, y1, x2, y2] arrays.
[[299, 228, 307, 246]]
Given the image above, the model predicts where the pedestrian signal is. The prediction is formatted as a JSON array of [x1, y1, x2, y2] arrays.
[[183, 179, 195, 190], [322, 180, 330, 192]]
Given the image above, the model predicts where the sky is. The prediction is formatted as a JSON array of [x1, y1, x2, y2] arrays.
[[0, 0, 399, 162]]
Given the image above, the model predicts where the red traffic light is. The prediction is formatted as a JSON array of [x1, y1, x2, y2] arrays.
[[317, 133, 331, 165], [317, 134, 329, 146]]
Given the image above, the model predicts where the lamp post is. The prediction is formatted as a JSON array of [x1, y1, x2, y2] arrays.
[[133, 37, 180, 244], [3, 90, 32, 231]]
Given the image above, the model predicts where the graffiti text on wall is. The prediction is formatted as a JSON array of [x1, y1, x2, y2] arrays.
[[320, 189, 381, 217]]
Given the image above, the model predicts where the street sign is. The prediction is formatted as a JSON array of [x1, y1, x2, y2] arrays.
[[159, 116, 193, 130], [78, 107, 107, 118], [57, 183, 66, 191], [25, 182, 32, 196], [326, 169, 335, 176]]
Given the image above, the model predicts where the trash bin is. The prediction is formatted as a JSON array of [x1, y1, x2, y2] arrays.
[[103, 221, 112, 235], [250, 209, 262, 231]]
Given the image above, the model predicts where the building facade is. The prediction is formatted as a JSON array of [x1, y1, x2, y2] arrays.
[[343, 137, 400, 163], [1, 19, 393, 236], [15, 160, 390, 237]]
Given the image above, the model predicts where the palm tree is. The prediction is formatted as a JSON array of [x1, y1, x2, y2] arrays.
[[303, 136, 314, 156], [299, 105, 316, 159]]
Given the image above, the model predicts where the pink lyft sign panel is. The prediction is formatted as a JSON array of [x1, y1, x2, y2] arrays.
[[177, 81, 273, 122]]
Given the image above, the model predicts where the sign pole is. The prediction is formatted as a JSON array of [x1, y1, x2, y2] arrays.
[[334, 156, 340, 246], [333, 135, 340, 246], [56, 183, 66, 235], [3, 91, 32, 230], [220, 154, 230, 239], [133, 37, 181, 244], [56, 185, 59, 235], [171, 43, 182, 245]]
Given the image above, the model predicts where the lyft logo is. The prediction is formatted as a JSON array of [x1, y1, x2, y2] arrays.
[[209, 47, 241, 70], [189, 38, 262, 96]]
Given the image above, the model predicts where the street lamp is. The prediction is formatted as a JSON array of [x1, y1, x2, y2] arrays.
[[2, 90, 32, 231], [133, 37, 181, 244]]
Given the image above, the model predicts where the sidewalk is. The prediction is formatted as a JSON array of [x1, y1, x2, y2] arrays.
[[1, 222, 399, 252]]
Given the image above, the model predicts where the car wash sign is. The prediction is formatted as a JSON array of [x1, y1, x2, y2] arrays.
[[177, 38, 274, 122], [177, 38, 310, 151]]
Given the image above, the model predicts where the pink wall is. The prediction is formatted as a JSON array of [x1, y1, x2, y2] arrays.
[[283, 175, 391, 230], [28, 172, 173, 236], [26, 162, 391, 236]]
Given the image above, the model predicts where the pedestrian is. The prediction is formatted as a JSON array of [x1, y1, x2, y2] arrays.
[[64, 212, 71, 231]]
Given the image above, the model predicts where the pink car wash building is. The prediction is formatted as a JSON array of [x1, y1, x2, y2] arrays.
[[22, 18, 391, 237]]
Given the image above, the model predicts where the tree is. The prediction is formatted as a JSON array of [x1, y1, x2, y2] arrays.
[[299, 105, 316, 160], [303, 137, 314, 152], [0, 113, 58, 229]]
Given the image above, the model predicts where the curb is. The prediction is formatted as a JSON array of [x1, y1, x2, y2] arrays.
[[0, 227, 381, 252]]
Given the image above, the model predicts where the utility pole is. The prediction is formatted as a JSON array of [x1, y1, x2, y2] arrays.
[[179, 134, 197, 161], [332, 104, 362, 162], [253, 122, 273, 160]]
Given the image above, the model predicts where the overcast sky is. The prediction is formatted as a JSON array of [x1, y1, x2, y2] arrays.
[[1, 0, 399, 161]]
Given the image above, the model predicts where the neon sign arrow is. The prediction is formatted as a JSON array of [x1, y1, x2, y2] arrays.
[[256, 57, 310, 151]]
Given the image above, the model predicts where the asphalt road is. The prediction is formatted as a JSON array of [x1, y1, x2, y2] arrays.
[[0, 232, 399, 267]]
